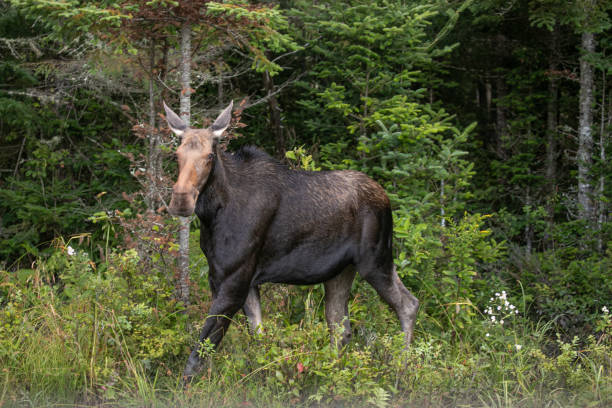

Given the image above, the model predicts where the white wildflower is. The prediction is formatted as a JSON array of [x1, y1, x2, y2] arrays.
[[491, 316, 496, 322], [497, 305, 502, 310], [500, 319, 504, 325], [486, 333, 490, 337], [67, 246, 75, 256], [603, 306, 609, 314], [515, 344, 522, 351]]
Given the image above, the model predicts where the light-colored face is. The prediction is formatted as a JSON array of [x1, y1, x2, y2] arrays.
[[164, 101, 233, 216]]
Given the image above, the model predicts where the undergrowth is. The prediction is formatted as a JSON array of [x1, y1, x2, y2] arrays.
[[0, 238, 610, 407]]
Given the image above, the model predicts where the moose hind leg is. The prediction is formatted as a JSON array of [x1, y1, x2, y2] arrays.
[[243, 286, 263, 334], [324, 267, 356, 349], [362, 265, 419, 346]]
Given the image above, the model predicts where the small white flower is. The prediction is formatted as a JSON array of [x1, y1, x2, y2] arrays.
[[491, 316, 496, 322], [500, 319, 504, 325], [497, 305, 502, 310], [602, 306, 609, 314], [495, 292, 500, 297], [509, 304, 515, 310], [515, 310, 519, 314], [515, 344, 522, 351], [485, 333, 490, 337], [67, 246, 75, 256]]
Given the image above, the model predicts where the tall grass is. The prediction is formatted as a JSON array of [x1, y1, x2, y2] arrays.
[[0, 249, 610, 407]]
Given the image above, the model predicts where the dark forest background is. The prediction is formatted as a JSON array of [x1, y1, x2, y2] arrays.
[[0, 1, 611, 407]]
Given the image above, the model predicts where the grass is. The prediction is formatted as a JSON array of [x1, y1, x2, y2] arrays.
[[0, 247, 610, 407]]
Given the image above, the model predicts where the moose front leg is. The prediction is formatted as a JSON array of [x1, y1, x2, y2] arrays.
[[184, 278, 250, 380]]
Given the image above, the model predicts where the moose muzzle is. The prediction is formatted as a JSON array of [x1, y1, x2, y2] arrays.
[[168, 186, 198, 217]]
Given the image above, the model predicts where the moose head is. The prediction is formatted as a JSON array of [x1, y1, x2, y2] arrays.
[[163, 101, 233, 216]]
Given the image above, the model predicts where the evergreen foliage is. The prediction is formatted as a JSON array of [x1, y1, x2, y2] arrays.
[[0, 0, 611, 406]]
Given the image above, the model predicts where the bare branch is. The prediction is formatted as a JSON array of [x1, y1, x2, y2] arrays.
[[4, 89, 62, 104], [242, 72, 305, 110]]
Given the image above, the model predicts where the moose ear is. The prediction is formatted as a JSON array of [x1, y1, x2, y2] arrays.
[[163, 101, 188, 136], [210, 100, 233, 138]]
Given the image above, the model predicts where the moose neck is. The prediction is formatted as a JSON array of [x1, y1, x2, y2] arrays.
[[194, 143, 231, 219]]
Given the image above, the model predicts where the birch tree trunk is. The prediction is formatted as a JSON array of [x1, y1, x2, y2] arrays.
[[577, 31, 595, 224], [178, 23, 192, 306]]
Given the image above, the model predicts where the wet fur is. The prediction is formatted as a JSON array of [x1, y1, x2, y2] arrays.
[[183, 143, 419, 378]]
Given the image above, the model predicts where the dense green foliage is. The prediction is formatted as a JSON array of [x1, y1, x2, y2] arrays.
[[1, 0, 611, 406]]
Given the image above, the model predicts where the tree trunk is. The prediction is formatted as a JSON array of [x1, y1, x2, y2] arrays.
[[597, 67, 608, 251], [545, 30, 559, 247], [495, 76, 507, 159], [546, 31, 559, 196], [577, 31, 595, 224], [440, 178, 445, 228], [525, 185, 532, 254], [263, 70, 285, 157], [485, 79, 492, 117], [146, 41, 159, 211], [178, 23, 192, 307]]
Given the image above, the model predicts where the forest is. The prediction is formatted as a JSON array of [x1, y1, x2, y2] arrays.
[[0, 0, 611, 406]]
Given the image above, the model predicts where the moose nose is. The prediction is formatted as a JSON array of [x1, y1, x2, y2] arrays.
[[169, 187, 196, 216]]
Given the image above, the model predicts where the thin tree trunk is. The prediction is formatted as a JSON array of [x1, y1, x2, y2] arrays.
[[13, 136, 26, 179], [485, 79, 492, 117], [546, 78, 559, 189], [578, 31, 595, 224], [440, 178, 445, 228], [597, 67, 607, 251], [263, 70, 284, 157], [525, 185, 532, 254], [146, 41, 158, 211], [178, 23, 192, 307], [545, 30, 559, 248], [495, 76, 508, 158], [546, 29, 559, 196], [160, 39, 169, 101]]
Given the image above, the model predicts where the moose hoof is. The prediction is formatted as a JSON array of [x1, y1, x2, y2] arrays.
[[183, 353, 202, 382]]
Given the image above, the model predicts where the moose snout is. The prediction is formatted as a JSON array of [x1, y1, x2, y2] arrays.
[[168, 187, 197, 217]]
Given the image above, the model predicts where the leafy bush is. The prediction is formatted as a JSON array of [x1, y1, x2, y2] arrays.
[[505, 246, 612, 338], [0, 245, 189, 404]]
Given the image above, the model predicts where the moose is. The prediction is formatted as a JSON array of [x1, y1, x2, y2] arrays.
[[163, 101, 419, 379]]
